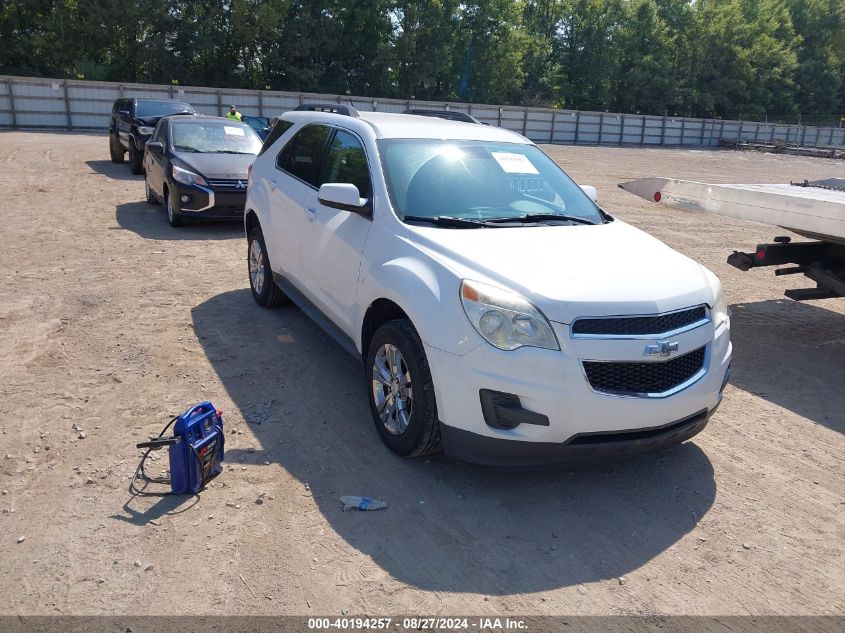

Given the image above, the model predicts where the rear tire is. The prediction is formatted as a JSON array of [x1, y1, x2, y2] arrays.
[[109, 132, 125, 163], [166, 188, 182, 227], [247, 226, 288, 307], [366, 319, 441, 457], [129, 139, 143, 174]]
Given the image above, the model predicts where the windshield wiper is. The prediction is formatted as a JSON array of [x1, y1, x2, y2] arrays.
[[402, 215, 500, 228], [173, 145, 200, 153], [485, 213, 598, 225], [208, 150, 254, 154]]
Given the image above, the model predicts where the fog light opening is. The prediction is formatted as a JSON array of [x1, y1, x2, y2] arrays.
[[180, 195, 190, 203]]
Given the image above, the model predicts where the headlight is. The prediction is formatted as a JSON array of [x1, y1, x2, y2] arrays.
[[460, 280, 559, 351], [701, 267, 729, 327], [172, 165, 208, 187], [137, 126, 155, 135]]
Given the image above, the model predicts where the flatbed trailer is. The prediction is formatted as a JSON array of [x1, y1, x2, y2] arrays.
[[619, 177, 845, 300]]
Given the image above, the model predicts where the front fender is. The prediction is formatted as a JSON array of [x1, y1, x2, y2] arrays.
[[358, 256, 482, 356]]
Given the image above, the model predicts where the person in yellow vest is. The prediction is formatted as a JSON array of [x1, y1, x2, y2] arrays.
[[226, 105, 242, 121]]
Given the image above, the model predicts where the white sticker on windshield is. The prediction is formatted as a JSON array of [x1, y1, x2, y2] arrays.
[[491, 152, 540, 175], [224, 126, 245, 136]]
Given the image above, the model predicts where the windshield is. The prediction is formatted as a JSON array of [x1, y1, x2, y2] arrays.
[[378, 140, 602, 224], [135, 101, 193, 118], [171, 120, 262, 154]]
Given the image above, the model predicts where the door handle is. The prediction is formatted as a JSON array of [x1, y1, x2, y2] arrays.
[[305, 206, 317, 221], [270, 178, 277, 190]]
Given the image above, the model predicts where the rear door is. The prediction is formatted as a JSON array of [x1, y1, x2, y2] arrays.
[[268, 124, 332, 284], [298, 128, 374, 336]]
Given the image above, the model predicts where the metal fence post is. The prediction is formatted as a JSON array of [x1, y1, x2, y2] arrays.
[[574, 111, 581, 144], [4, 79, 17, 129], [640, 116, 646, 145], [62, 79, 72, 130], [660, 114, 666, 145], [258, 90, 263, 117], [799, 125, 806, 148], [497, 107, 503, 127], [754, 122, 760, 143], [719, 119, 725, 141], [549, 111, 556, 144], [216, 89, 222, 116], [619, 114, 625, 145], [522, 109, 528, 136], [706, 118, 714, 146], [597, 112, 604, 145], [679, 118, 686, 146]]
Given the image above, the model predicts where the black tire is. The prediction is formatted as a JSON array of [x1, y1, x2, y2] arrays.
[[109, 131, 125, 163], [165, 187, 182, 227], [247, 226, 288, 307], [366, 319, 441, 457], [129, 139, 143, 174], [144, 175, 159, 205]]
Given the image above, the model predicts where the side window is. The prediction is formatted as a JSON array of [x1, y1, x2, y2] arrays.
[[319, 130, 372, 198], [276, 125, 331, 187], [156, 120, 169, 146], [257, 119, 293, 157]]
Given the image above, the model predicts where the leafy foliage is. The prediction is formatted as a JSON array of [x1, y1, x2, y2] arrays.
[[1, 0, 842, 117]]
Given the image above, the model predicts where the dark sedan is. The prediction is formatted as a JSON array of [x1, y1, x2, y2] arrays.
[[142, 116, 262, 227]]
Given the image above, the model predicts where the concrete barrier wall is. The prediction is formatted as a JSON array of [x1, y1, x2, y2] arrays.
[[2, 74, 843, 150]]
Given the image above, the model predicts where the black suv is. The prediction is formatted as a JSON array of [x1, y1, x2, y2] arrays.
[[109, 98, 195, 174]]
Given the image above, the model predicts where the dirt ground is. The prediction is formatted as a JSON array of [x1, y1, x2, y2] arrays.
[[0, 132, 842, 617]]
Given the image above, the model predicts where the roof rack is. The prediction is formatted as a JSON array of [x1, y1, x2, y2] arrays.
[[402, 108, 482, 124], [295, 103, 360, 117]]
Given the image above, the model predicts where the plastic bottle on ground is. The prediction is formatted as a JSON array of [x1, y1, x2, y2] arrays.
[[340, 496, 388, 511]]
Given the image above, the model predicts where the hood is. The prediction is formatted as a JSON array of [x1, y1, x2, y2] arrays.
[[409, 220, 713, 324], [173, 151, 256, 180]]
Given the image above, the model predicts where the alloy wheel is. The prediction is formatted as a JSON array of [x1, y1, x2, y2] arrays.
[[372, 343, 413, 435], [249, 239, 265, 295]]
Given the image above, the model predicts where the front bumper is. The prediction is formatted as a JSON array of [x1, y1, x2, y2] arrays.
[[425, 317, 731, 465], [441, 406, 715, 467], [171, 181, 246, 219]]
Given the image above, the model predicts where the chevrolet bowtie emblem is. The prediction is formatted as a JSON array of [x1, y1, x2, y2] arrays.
[[643, 341, 680, 358]]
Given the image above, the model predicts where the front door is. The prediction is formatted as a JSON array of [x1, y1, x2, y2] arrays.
[[299, 128, 374, 338]]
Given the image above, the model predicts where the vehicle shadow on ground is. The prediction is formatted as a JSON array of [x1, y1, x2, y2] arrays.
[[115, 201, 243, 241], [728, 299, 845, 435], [86, 159, 142, 181], [191, 289, 716, 594]]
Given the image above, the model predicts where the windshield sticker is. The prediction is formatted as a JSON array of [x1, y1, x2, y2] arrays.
[[491, 152, 540, 175], [224, 126, 245, 136]]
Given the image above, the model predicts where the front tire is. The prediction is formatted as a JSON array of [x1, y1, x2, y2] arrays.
[[166, 188, 182, 227], [366, 319, 441, 457], [247, 226, 288, 307], [109, 132, 125, 163], [145, 176, 159, 205], [129, 139, 143, 174]]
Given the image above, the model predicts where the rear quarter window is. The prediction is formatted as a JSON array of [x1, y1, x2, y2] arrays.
[[257, 119, 294, 157]]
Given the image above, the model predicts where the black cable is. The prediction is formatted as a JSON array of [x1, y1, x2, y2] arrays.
[[129, 415, 179, 497]]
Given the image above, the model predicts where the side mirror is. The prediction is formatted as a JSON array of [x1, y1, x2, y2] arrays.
[[146, 141, 164, 155], [580, 185, 598, 203], [317, 183, 371, 216]]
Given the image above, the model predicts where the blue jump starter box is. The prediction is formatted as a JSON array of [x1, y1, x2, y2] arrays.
[[137, 402, 225, 494]]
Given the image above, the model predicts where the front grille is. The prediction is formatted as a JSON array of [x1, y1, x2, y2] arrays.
[[206, 178, 248, 191], [572, 306, 707, 336], [583, 346, 706, 396]]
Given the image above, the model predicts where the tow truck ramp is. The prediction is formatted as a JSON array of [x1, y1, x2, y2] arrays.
[[619, 177, 845, 300]]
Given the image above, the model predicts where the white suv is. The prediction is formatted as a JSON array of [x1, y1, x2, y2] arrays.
[[244, 104, 732, 466]]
